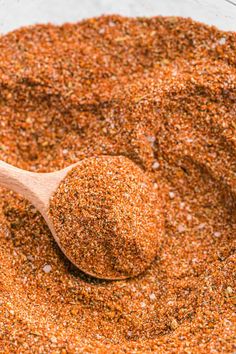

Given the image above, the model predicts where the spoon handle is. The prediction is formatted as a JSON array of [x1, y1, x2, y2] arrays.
[[0, 160, 32, 194], [0, 160, 74, 215], [0, 160, 48, 211]]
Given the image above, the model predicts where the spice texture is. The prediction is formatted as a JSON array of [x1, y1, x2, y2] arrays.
[[0, 15, 235, 353], [49, 155, 163, 279]]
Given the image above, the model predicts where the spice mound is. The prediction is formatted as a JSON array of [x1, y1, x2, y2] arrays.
[[49, 155, 163, 279], [0, 14, 235, 354]]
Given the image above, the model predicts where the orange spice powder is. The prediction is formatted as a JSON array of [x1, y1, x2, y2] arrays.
[[0, 15, 235, 353]]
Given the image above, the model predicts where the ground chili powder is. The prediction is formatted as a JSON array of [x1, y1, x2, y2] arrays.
[[49, 155, 163, 279], [0, 15, 235, 353]]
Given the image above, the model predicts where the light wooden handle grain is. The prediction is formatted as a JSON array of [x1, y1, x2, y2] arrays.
[[0, 160, 74, 216]]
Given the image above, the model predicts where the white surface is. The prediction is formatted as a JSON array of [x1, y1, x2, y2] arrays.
[[0, 0, 236, 34]]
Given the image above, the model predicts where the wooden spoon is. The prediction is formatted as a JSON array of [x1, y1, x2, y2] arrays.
[[0, 158, 161, 281]]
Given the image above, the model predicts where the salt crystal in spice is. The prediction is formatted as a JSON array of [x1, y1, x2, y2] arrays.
[[218, 37, 226, 45], [149, 293, 156, 300], [43, 264, 52, 273], [50, 336, 57, 343], [152, 161, 160, 170], [177, 224, 186, 233]]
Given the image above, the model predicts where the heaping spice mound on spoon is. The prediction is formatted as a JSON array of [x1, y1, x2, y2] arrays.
[[49, 155, 163, 279]]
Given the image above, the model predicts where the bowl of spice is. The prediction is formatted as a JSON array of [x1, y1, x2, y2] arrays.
[[0, 1, 235, 353]]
